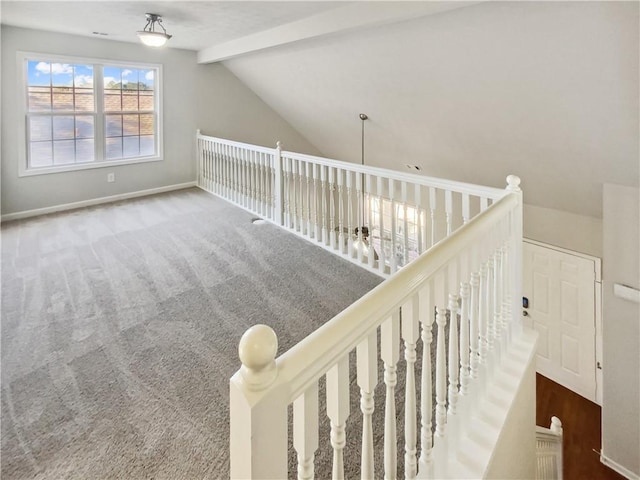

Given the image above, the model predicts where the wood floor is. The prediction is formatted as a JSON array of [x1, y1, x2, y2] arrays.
[[536, 374, 625, 480]]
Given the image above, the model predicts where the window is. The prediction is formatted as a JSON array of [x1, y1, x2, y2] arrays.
[[19, 53, 162, 176]]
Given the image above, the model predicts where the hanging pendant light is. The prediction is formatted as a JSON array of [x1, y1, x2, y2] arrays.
[[137, 13, 172, 47], [353, 113, 378, 262]]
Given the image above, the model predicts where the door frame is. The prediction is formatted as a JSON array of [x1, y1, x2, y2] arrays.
[[524, 238, 603, 405]]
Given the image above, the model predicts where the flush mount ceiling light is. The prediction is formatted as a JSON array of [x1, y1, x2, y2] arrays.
[[137, 13, 172, 47]]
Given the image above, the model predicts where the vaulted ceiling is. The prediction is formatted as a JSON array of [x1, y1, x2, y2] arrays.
[[2, 1, 637, 218]]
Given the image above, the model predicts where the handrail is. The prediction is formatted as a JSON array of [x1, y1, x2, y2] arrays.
[[231, 192, 519, 401], [197, 131, 506, 200], [282, 149, 506, 200]]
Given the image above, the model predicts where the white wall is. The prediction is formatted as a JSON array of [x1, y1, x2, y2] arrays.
[[524, 204, 602, 257], [485, 356, 536, 480], [602, 184, 640, 478], [0, 26, 319, 216]]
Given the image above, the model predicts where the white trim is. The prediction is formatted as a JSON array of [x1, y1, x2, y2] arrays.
[[18, 155, 162, 176], [1, 182, 197, 223], [524, 237, 601, 281], [601, 452, 640, 480]]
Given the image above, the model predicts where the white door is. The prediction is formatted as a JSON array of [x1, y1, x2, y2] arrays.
[[523, 240, 600, 403]]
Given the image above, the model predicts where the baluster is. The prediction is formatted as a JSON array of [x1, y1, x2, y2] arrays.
[[429, 187, 437, 247], [445, 190, 453, 237], [355, 172, 364, 263], [493, 247, 503, 361], [306, 163, 312, 238], [284, 157, 292, 228], [356, 332, 377, 480], [459, 282, 471, 395], [415, 185, 424, 256], [269, 153, 276, 219], [401, 182, 409, 267], [313, 164, 320, 240], [329, 167, 336, 249], [321, 166, 328, 244], [366, 175, 375, 269], [480, 196, 488, 212], [502, 244, 512, 346], [294, 384, 319, 480], [418, 286, 435, 471], [389, 180, 397, 274], [216, 142, 222, 195], [346, 172, 354, 256], [478, 263, 488, 365], [462, 193, 470, 224], [381, 312, 400, 480], [377, 177, 386, 274], [337, 169, 345, 253], [486, 255, 495, 353], [447, 293, 459, 416], [327, 356, 350, 480], [292, 158, 298, 232], [434, 306, 448, 438], [233, 146, 239, 202], [298, 160, 305, 234], [402, 297, 419, 479], [258, 153, 265, 215]]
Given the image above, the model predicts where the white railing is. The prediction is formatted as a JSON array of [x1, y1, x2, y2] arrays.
[[536, 417, 563, 480], [197, 131, 507, 277], [196, 132, 527, 479]]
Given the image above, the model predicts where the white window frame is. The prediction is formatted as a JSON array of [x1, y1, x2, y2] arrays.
[[17, 51, 164, 177]]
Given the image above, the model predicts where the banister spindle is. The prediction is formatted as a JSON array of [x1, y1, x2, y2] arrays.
[[401, 182, 409, 268], [478, 263, 489, 365], [337, 169, 345, 253], [346, 171, 354, 257], [366, 175, 375, 269], [418, 286, 435, 471], [429, 187, 437, 247], [326, 356, 350, 480], [462, 193, 470, 224], [447, 292, 460, 416], [402, 296, 419, 479], [377, 177, 386, 274], [291, 158, 299, 232], [294, 384, 319, 480], [305, 162, 312, 237], [356, 332, 377, 480], [435, 306, 448, 438], [415, 185, 424, 256], [486, 255, 495, 353], [389, 180, 397, 274], [459, 282, 471, 395], [313, 164, 320, 240], [381, 312, 400, 480], [329, 167, 336, 249], [445, 189, 453, 237]]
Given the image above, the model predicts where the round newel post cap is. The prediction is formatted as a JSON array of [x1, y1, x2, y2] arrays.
[[239, 324, 278, 390], [506, 175, 521, 192], [276, 141, 282, 150]]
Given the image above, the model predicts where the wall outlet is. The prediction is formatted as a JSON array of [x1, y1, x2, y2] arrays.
[[107, 173, 115, 183]]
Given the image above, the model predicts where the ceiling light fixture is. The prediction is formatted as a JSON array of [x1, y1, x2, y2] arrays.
[[137, 13, 172, 47]]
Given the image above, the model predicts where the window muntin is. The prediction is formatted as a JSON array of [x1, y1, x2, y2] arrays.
[[21, 54, 161, 175]]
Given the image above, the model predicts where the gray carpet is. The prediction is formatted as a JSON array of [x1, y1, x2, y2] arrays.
[[1, 188, 386, 479]]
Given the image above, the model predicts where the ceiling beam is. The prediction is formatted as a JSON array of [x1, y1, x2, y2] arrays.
[[197, 1, 480, 64]]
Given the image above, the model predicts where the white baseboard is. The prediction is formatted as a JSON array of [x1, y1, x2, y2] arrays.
[[1, 182, 197, 223], [601, 452, 640, 480]]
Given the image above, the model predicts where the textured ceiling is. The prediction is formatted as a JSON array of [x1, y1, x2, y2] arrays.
[[0, 1, 345, 51]]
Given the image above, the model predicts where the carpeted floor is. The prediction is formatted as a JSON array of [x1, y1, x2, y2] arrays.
[[1, 188, 385, 479]]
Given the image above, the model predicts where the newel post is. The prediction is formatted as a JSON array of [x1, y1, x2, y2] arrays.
[[505, 175, 522, 334], [230, 325, 288, 479], [274, 141, 284, 226]]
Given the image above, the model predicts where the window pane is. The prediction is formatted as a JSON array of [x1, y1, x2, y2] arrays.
[[30, 142, 53, 167], [140, 135, 155, 156], [52, 91, 73, 111], [53, 116, 75, 140], [53, 140, 75, 165], [104, 67, 123, 90], [123, 136, 140, 158], [29, 117, 52, 141], [139, 69, 154, 90], [123, 114, 139, 136], [51, 63, 73, 87], [106, 137, 122, 159], [76, 139, 95, 162], [121, 68, 138, 89], [75, 116, 94, 139], [104, 93, 121, 112], [28, 86, 51, 111], [27, 61, 51, 86], [106, 115, 122, 137], [74, 91, 94, 111], [140, 114, 154, 135], [122, 91, 138, 110], [73, 65, 93, 88], [139, 91, 154, 111]]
